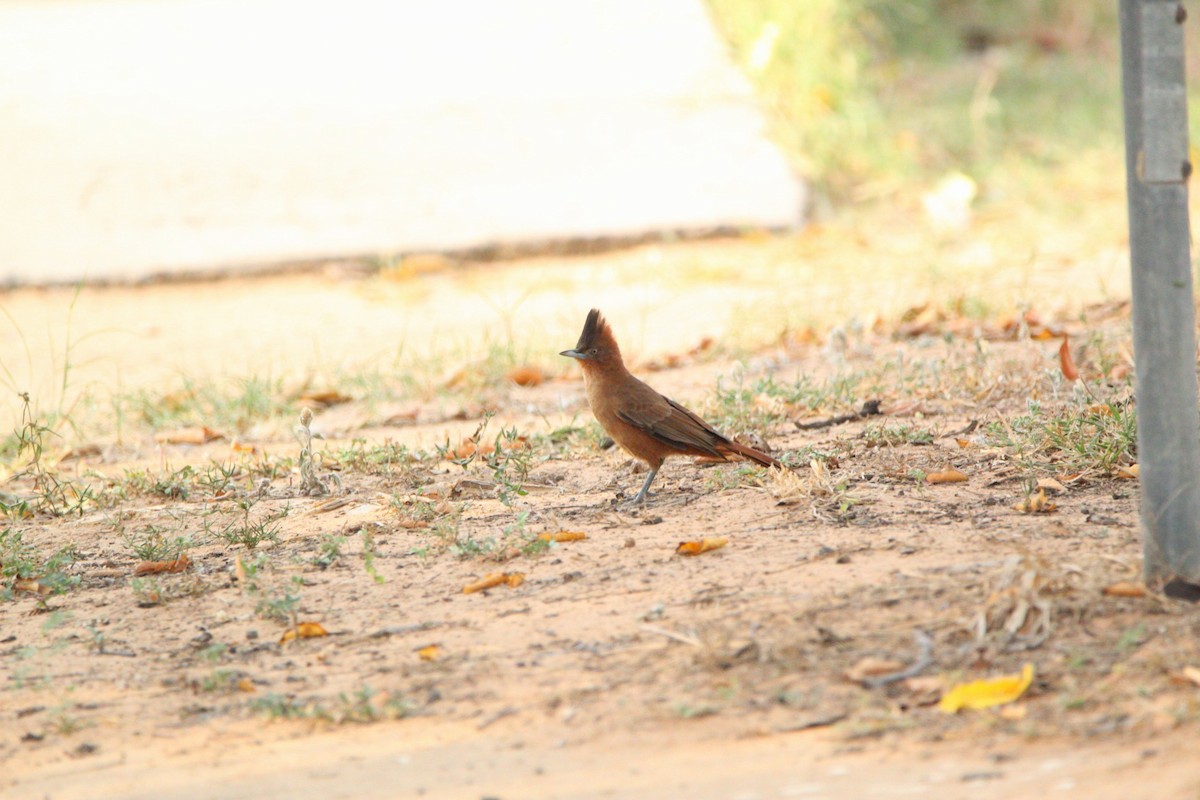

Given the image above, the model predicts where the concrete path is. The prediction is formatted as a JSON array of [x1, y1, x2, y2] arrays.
[[0, 0, 803, 284]]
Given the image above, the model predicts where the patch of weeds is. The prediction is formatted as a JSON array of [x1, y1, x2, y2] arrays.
[[250, 692, 323, 721], [123, 525, 194, 562], [127, 374, 293, 434], [121, 464, 196, 501], [704, 463, 767, 492], [438, 412, 530, 505], [196, 460, 245, 497], [211, 499, 286, 550], [333, 437, 420, 477], [987, 399, 1137, 474], [251, 687, 407, 723], [5, 393, 95, 516], [360, 525, 385, 584], [674, 702, 718, 720], [312, 534, 346, 570], [237, 553, 302, 625], [707, 371, 863, 439], [0, 528, 79, 601], [862, 422, 936, 448], [337, 685, 409, 723]]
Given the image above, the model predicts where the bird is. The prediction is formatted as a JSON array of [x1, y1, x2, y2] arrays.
[[560, 309, 782, 504]]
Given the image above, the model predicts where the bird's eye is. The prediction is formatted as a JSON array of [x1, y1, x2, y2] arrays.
[[588, 347, 599, 355]]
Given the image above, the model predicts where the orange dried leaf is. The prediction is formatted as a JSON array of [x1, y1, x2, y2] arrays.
[[955, 438, 973, 449], [416, 644, 441, 661], [12, 577, 51, 596], [237, 677, 256, 693], [1059, 337, 1080, 381], [675, 537, 729, 556], [506, 365, 545, 387], [926, 468, 968, 484], [231, 439, 257, 454], [1013, 489, 1056, 514], [1037, 477, 1067, 494], [297, 389, 352, 408], [845, 657, 906, 683], [1102, 581, 1147, 598], [939, 664, 1034, 713], [1179, 666, 1200, 687], [134, 553, 191, 576], [279, 622, 328, 644], [1116, 464, 1140, 479], [154, 426, 224, 445], [463, 572, 523, 594], [538, 531, 588, 543]]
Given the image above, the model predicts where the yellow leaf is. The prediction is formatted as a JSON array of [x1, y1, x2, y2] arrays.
[[1102, 581, 1146, 598], [280, 622, 329, 644], [1116, 464, 1140, 479], [1059, 337, 1080, 381], [416, 644, 441, 661], [538, 531, 588, 543], [1013, 488, 1056, 514], [939, 663, 1034, 713], [675, 537, 729, 556], [237, 677, 256, 693], [926, 468, 968, 484], [463, 572, 524, 594]]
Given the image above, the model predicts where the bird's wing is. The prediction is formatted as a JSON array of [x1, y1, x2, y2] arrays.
[[615, 394, 727, 458]]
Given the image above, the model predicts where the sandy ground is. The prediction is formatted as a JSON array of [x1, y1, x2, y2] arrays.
[[4, 233, 1200, 798]]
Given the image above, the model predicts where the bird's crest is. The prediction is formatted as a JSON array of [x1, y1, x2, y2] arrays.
[[575, 308, 615, 351]]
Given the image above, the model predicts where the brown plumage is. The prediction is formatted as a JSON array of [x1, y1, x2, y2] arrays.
[[560, 309, 782, 504]]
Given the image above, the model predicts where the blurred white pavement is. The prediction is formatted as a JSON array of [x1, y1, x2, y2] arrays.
[[0, 0, 804, 284]]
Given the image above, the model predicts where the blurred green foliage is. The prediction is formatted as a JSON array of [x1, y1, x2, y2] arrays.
[[707, 0, 1124, 200]]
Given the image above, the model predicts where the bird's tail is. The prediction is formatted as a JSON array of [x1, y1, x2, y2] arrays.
[[720, 440, 783, 470]]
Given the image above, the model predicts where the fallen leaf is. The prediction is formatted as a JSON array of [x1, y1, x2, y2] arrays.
[[12, 577, 51, 596], [60, 443, 102, 461], [279, 622, 329, 644], [296, 389, 352, 408], [538, 531, 588, 543], [506, 365, 545, 387], [449, 438, 495, 460], [904, 676, 944, 695], [1116, 464, 1140, 479], [416, 644, 441, 661], [1102, 581, 1147, 598], [999, 705, 1027, 721], [1059, 337, 1080, 381], [955, 438, 973, 449], [154, 426, 224, 445], [133, 553, 191, 576], [676, 537, 729, 556], [1037, 477, 1067, 494], [845, 657, 906, 683], [1013, 489, 1056, 514], [230, 439, 257, 454], [463, 572, 525, 594], [926, 468, 968, 484], [1174, 666, 1200, 687], [938, 663, 1035, 713], [234, 556, 248, 584], [237, 677, 256, 693]]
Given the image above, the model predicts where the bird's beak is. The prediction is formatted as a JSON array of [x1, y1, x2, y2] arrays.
[[559, 349, 587, 360]]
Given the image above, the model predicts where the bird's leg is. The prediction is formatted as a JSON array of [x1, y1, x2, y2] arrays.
[[628, 467, 659, 505]]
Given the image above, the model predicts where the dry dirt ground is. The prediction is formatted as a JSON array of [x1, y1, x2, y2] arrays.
[[4, 234, 1200, 799]]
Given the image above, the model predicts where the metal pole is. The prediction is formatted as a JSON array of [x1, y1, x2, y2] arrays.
[[1120, 0, 1200, 585]]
